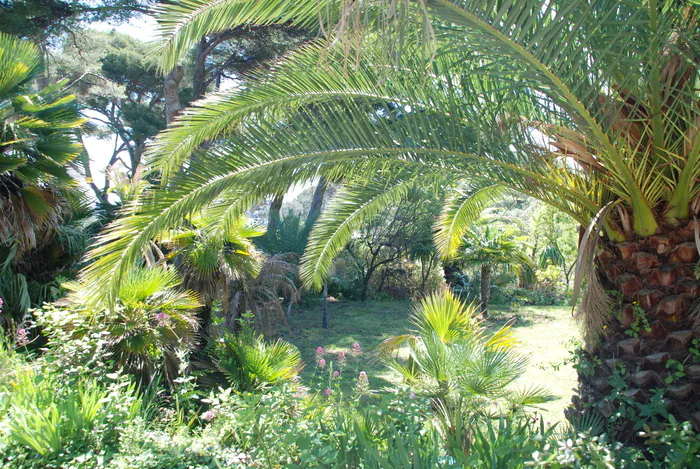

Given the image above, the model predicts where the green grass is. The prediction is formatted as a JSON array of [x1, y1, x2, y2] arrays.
[[281, 299, 580, 423]]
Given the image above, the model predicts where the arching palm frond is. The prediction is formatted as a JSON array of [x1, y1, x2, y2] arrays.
[[434, 183, 511, 259], [152, 0, 340, 73], [412, 0, 697, 233], [84, 42, 600, 303], [300, 171, 441, 291]]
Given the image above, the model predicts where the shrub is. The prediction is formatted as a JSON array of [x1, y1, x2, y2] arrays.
[[0, 343, 141, 467], [210, 318, 303, 391], [379, 290, 551, 456]]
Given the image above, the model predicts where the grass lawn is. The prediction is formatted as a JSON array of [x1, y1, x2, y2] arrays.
[[281, 298, 580, 424]]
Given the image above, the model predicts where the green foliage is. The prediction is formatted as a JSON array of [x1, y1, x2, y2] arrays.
[[255, 209, 310, 256], [1, 308, 699, 468], [0, 0, 151, 42], [59, 267, 201, 383], [379, 290, 550, 456], [0, 32, 92, 325], [211, 316, 303, 391], [161, 213, 264, 305], [0, 344, 141, 465], [0, 32, 86, 256], [81, 0, 695, 308], [459, 220, 533, 274]]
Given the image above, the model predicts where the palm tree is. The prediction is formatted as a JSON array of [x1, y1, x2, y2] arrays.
[[0, 32, 86, 257], [161, 212, 264, 339], [378, 290, 548, 455], [459, 221, 533, 318], [81, 1, 699, 431], [0, 32, 87, 325]]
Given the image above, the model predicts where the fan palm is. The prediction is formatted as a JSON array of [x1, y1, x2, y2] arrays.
[[211, 321, 303, 392], [0, 32, 86, 257], [81, 1, 699, 430], [74, 267, 201, 384], [459, 220, 533, 317], [378, 290, 548, 455], [161, 212, 264, 338], [162, 213, 299, 337]]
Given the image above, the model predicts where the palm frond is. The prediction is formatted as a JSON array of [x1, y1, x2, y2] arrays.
[[153, 0, 337, 72], [300, 172, 428, 291], [434, 183, 510, 259]]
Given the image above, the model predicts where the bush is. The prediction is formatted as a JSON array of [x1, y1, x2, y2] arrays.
[[516, 281, 570, 306], [210, 318, 303, 392], [0, 342, 141, 468]]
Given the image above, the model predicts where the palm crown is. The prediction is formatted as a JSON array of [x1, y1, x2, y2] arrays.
[[83, 1, 698, 304]]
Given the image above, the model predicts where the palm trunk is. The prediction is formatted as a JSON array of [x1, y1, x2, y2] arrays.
[[571, 223, 700, 437], [480, 264, 491, 318], [196, 303, 213, 350]]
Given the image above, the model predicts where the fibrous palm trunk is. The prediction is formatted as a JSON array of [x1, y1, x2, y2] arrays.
[[571, 222, 700, 438]]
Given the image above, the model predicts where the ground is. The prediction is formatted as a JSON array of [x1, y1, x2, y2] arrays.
[[281, 299, 580, 423]]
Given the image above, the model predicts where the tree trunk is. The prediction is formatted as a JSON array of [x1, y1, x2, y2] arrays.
[[164, 66, 184, 125], [443, 261, 460, 285], [479, 264, 492, 318], [193, 37, 208, 100], [570, 223, 700, 438], [305, 177, 327, 232], [360, 273, 371, 302], [267, 194, 284, 231], [377, 268, 388, 293], [321, 282, 328, 329]]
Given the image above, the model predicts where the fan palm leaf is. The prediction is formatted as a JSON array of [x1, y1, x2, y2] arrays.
[[0, 32, 86, 256]]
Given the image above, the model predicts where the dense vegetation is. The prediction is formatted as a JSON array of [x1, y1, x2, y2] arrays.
[[0, 0, 699, 467]]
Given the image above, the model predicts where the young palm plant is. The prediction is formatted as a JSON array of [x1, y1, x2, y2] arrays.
[[75, 267, 201, 384], [81, 1, 700, 432], [459, 220, 534, 317], [378, 290, 548, 456], [210, 315, 303, 391]]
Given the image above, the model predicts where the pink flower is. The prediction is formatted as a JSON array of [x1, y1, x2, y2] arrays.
[[352, 342, 362, 355], [155, 313, 170, 326], [323, 388, 332, 396], [15, 328, 29, 347], [314, 346, 325, 362], [332, 370, 340, 379], [0, 297, 4, 308], [317, 358, 326, 369], [201, 410, 217, 422]]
